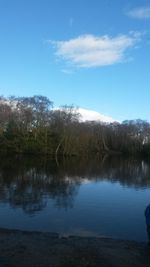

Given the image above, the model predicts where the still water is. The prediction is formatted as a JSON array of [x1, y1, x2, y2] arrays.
[[0, 155, 150, 241]]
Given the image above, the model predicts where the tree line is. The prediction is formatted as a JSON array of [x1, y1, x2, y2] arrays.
[[0, 95, 150, 157]]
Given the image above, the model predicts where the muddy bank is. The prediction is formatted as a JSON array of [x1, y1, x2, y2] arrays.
[[0, 228, 150, 267]]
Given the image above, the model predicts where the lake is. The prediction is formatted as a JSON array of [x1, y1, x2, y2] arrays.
[[0, 155, 150, 242]]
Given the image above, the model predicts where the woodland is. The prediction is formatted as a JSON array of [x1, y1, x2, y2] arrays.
[[0, 95, 150, 157]]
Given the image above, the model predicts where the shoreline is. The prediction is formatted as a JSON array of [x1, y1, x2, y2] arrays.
[[0, 228, 150, 267]]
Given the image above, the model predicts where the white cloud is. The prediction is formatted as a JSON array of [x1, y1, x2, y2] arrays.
[[61, 68, 74, 74], [50, 33, 140, 68], [69, 18, 74, 27], [127, 6, 150, 19]]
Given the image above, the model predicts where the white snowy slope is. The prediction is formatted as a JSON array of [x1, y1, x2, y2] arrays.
[[54, 107, 116, 123], [78, 108, 115, 123], [0, 99, 116, 123]]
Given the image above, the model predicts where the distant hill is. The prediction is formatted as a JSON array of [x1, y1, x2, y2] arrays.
[[78, 108, 116, 123], [0, 97, 116, 123]]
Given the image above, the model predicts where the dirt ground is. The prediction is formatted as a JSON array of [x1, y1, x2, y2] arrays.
[[0, 228, 150, 267]]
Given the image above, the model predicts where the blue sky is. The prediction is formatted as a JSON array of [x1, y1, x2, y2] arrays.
[[0, 0, 150, 121]]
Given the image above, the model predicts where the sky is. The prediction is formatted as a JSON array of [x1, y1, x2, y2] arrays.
[[0, 0, 150, 122]]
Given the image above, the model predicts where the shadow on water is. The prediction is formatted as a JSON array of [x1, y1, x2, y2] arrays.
[[0, 155, 150, 215]]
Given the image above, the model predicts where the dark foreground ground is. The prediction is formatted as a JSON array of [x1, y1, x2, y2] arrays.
[[0, 228, 150, 267]]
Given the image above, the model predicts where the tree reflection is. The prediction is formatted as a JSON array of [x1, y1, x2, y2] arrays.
[[0, 155, 150, 215]]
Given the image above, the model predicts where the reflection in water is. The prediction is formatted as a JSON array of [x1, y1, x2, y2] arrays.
[[0, 155, 150, 215], [0, 155, 150, 241], [145, 204, 150, 242], [0, 156, 81, 213]]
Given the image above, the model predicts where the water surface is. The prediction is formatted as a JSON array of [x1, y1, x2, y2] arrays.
[[0, 155, 150, 241]]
